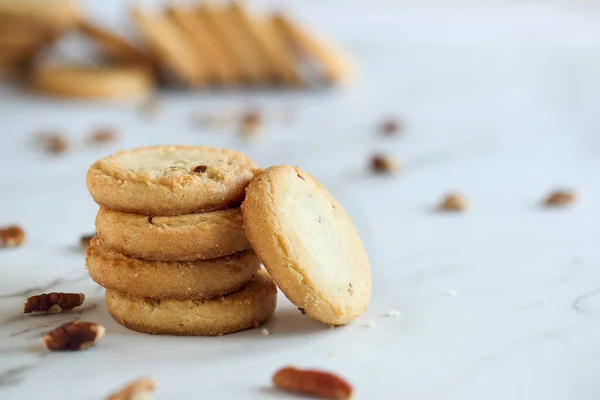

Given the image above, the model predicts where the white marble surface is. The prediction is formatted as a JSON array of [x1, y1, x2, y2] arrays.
[[2, 1, 600, 399]]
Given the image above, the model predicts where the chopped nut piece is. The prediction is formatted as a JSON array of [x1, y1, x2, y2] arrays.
[[298, 307, 307, 315], [107, 378, 156, 400], [80, 233, 95, 249], [0, 225, 25, 248], [240, 111, 262, 140], [273, 367, 353, 400], [370, 154, 399, 174], [545, 190, 576, 207], [44, 134, 70, 154], [262, 328, 270, 336], [42, 321, 105, 351], [193, 165, 207, 173], [438, 193, 467, 212], [381, 118, 401, 135], [90, 128, 117, 144], [23, 293, 85, 315]]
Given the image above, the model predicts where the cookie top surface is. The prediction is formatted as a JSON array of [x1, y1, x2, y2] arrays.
[[87, 146, 258, 215], [241, 165, 371, 325]]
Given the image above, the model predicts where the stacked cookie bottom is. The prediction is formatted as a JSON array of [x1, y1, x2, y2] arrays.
[[86, 207, 277, 336]]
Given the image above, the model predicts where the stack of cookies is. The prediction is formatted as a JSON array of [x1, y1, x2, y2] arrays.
[[85, 146, 277, 336]]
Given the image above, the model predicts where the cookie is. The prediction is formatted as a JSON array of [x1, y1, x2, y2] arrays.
[[95, 207, 251, 261], [241, 166, 371, 325], [31, 65, 154, 99], [78, 21, 155, 70], [86, 237, 259, 300], [0, 0, 80, 34], [167, 6, 237, 85], [86, 145, 259, 216], [132, 8, 206, 86], [105, 270, 277, 336]]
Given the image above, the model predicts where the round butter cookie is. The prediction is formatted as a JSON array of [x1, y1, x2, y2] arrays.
[[105, 270, 277, 336], [241, 166, 371, 325], [31, 65, 154, 99], [96, 207, 250, 261], [87, 237, 259, 300], [87, 146, 258, 216]]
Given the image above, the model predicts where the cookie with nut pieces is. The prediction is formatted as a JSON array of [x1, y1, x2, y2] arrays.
[[86, 237, 259, 300], [241, 166, 372, 326], [105, 270, 277, 336], [95, 207, 250, 261], [86, 145, 259, 216]]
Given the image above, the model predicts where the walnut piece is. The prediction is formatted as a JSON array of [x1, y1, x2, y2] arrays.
[[438, 193, 467, 212], [370, 154, 399, 174], [0, 225, 25, 248], [23, 292, 85, 315], [107, 378, 156, 400], [545, 190, 576, 207], [240, 111, 262, 140], [42, 321, 105, 351], [44, 134, 70, 154], [273, 367, 353, 400], [90, 128, 117, 144]]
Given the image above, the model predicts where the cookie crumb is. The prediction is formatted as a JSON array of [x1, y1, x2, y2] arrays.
[[447, 289, 457, 297], [362, 319, 377, 328], [328, 352, 335, 356], [544, 190, 576, 207], [0, 225, 25, 248], [89, 127, 117, 144], [381, 118, 401, 135], [297, 307, 307, 315], [384, 309, 400, 317], [253, 321, 260, 328], [370, 154, 399, 174], [262, 328, 270, 336], [193, 165, 207, 173], [438, 192, 467, 212]]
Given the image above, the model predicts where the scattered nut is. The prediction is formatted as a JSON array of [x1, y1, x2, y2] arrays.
[[107, 378, 156, 400], [43, 134, 70, 154], [273, 367, 353, 400], [381, 118, 401, 135], [370, 154, 399, 174], [89, 128, 117, 144], [42, 321, 105, 351], [23, 293, 85, 315], [240, 110, 262, 140], [545, 190, 576, 207], [80, 233, 95, 249], [193, 165, 207, 173], [438, 193, 467, 212], [0, 225, 25, 248]]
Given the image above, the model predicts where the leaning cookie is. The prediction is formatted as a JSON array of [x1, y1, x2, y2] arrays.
[[105, 270, 277, 336], [86, 237, 259, 300], [31, 65, 154, 99], [242, 165, 372, 326], [86, 146, 259, 216], [95, 207, 250, 261]]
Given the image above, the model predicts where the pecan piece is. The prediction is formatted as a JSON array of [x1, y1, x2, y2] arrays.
[[107, 378, 156, 400], [370, 154, 399, 174], [381, 118, 401, 135], [42, 321, 105, 351], [438, 192, 467, 212], [273, 367, 353, 400], [0, 225, 25, 248], [545, 190, 576, 207], [193, 165, 207, 173], [23, 292, 85, 315], [45, 134, 70, 154], [240, 110, 262, 140], [89, 127, 117, 144]]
